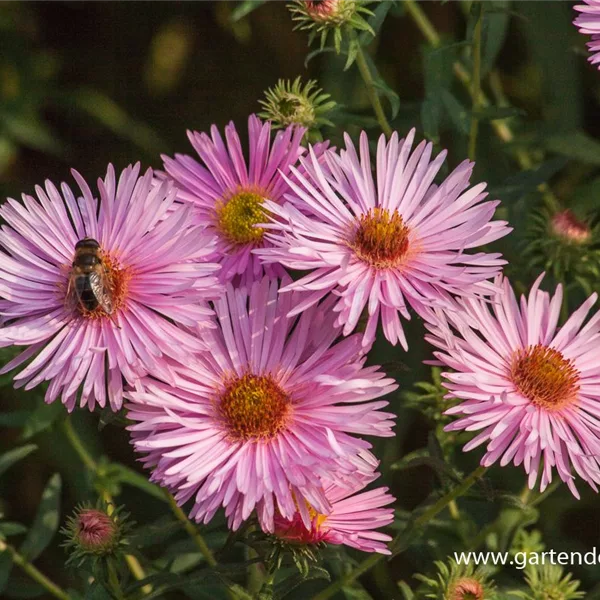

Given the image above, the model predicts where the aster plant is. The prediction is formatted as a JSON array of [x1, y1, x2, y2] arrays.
[[4, 2, 600, 600], [258, 130, 510, 348], [161, 115, 315, 284], [0, 163, 220, 410], [126, 276, 396, 533]]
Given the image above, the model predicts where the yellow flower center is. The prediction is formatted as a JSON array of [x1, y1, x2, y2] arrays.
[[351, 207, 410, 269], [216, 191, 266, 246], [510, 344, 580, 411], [218, 373, 290, 440]]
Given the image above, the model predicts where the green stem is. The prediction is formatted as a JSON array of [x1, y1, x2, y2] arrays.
[[353, 34, 393, 137], [0, 540, 71, 600], [468, 4, 483, 161], [311, 466, 487, 600], [62, 417, 98, 472], [164, 491, 250, 600], [405, 0, 561, 210], [107, 559, 126, 600], [164, 491, 216, 567], [404, 0, 440, 46], [62, 417, 152, 595]]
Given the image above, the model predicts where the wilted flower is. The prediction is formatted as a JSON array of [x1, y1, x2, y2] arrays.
[[0, 164, 220, 411], [574, 0, 600, 69], [127, 276, 396, 533], [162, 115, 315, 284], [416, 560, 495, 600], [258, 130, 510, 349], [273, 472, 394, 554], [259, 77, 335, 138], [288, 0, 374, 53], [515, 564, 584, 600], [425, 273, 600, 498]]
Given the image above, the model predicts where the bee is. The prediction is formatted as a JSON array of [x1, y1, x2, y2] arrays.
[[68, 237, 114, 316]]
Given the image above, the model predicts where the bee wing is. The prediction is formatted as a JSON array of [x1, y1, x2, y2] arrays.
[[89, 270, 114, 315]]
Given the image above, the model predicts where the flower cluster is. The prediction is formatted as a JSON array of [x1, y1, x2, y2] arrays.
[[2, 103, 599, 562]]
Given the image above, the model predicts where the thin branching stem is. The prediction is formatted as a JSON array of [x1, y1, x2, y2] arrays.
[[404, 0, 561, 212], [353, 33, 393, 137], [311, 466, 488, 600], [468, 3, 483, 161], [0, 540, 71, 600], [62, 417, 152, 595]]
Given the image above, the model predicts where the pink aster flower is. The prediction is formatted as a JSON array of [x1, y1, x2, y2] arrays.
[[126, 276, 396, 532], [575, 0, 600, 68], [425, 274, 600, 498], [0, 164, 221, 411], [273, 472, 395, 554], [162, 115, 314, 284], [257, 130, 511, 349]]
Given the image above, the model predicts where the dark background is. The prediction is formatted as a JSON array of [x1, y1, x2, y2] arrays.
[[1, 1, 600, 597]]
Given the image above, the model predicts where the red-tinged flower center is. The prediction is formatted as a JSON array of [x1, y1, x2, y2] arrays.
[[274, 510, 328, 546], [510, 344, 580, 411], [450, 578, 485, 600], [351, 207, 410, 269], [219, 373, 291, 440], [304, 0, 339, 18], [216, 190, 267, 246], [75, 509, 118, 552], [551, 209, 591, 244]]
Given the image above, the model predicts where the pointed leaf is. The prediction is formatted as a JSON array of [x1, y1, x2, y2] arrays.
[[21, 402, 65, 441], [0, 551, 13, 594], [19, 474, 61, 561], [0, 445, 37, 478], [230, 0, 266, 22]]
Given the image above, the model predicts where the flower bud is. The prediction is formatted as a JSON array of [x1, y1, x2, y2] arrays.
[[62, 504, 128, 564], [450, 578, 485, 600], [551, 210, 591, 245], [521, 564, 584, 600], [415, 560, 495, 600], [288, 0, 373, 53], [259, 77, 335, 134]]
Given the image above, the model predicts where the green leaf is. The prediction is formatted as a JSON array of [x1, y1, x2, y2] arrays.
[[19, 474, 61, 561], [0, 412, 31, 429], [489, 157, 568, 203], [0, 522, 27, 540], [440, 90, 470, 135], [4, 576, 45, 598], [481, 1, 512, 76], [84, 581, 112, 600], [0, 445, 37, 478], [106, 464, 166, 502], [543, 131, 600, 165], [56, 89, 168, 156], [230, 0, 266, 22], [474, 106, 526, 121], [398, 582, 415, 600], [359, 1, 394, 45], [273, 567, 330, 600], [21, 402, 65, 441], [421, 44, 456, 140], [0, 110, 62, 155], [0, 551, 13, 594], [362, 51, 400, 119]]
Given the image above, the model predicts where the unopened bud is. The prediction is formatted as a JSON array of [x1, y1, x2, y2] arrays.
[[551, 210, 591, 245]]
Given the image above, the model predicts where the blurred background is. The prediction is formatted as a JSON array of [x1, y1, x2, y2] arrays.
[[1, 1, 600, 598]]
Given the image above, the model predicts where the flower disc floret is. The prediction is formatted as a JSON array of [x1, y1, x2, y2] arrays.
[[219, 373, 291, 440], [511, 344, 580, 411]]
